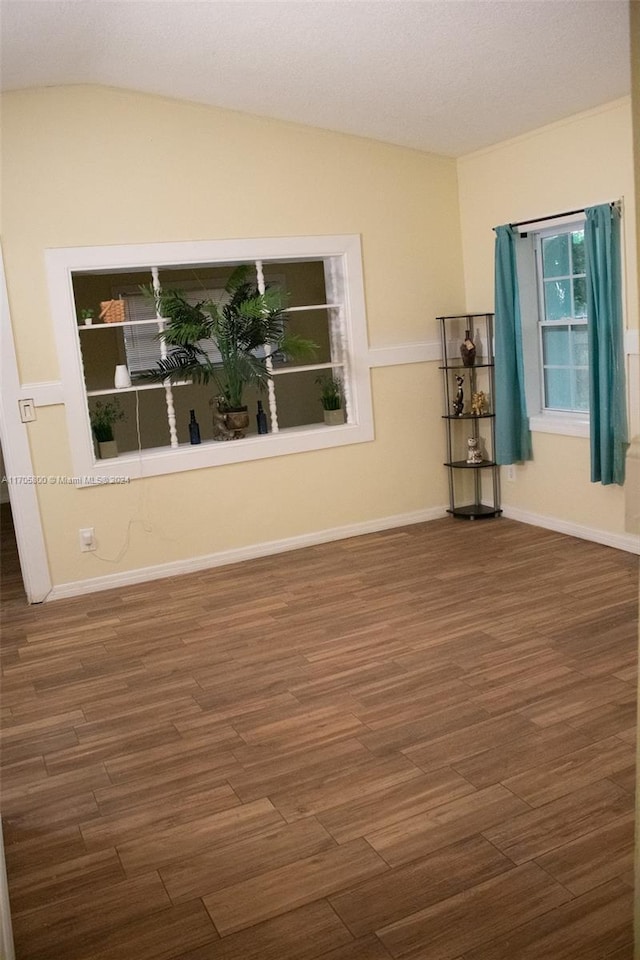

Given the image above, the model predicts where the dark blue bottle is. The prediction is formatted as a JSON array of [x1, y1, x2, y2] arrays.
[[256, 401, 268, 434], [189, 409, 201, 444]]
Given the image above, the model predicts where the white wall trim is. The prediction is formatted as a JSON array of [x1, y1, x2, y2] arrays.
[[502, 505, 640, 555], [368, 341, 440, 367], [625, 329, 639, 355], [15, 329, 636, 403], [0, 246, 53, 603], [528, 413, 590, 438], [47, 506, 448, 600], [20, 381, 64, 407]]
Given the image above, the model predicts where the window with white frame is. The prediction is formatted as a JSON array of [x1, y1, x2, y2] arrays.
[[516, 218, 590, 435], [535, 226, 588, 413], [46, 236, 374, 485]]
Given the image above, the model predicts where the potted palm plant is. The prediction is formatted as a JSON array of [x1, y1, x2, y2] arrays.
[[317, 374, 345, 425], [90, 399, 125, 458], [141, 265, 317, 439]]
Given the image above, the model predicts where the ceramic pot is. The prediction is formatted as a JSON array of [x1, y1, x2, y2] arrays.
[[114, 365, 131, 389], [324, 408, 345, 426], [98, 440, 118, 459], [224, 408, 250, 439]]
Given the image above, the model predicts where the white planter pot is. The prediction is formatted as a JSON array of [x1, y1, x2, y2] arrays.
[[98, 440, 118, 459], [324, 408, 345, 426]]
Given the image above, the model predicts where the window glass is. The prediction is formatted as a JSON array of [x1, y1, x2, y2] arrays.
[[571, 326, 589, 366], [537, 226, 589, 416], [542, 325, 569, 365], [544, 368, 572, 410], [573, 368, 590, 412], [542, 234, 569, 278], [571, 231, 585, 273], [573, 277, 587, 316], [273, 369, 326, 428], [543, 279, 571, 321]]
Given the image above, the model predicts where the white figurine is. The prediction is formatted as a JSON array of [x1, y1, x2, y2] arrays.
[[466, 437, 483, 464]]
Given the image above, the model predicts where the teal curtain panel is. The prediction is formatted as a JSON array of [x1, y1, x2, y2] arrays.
[[585, 204, 628, 485], [493, 224, 532, 465]]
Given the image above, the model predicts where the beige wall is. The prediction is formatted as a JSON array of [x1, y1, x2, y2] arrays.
[[1, 85, 464, 585], [457, 97, 637, 537]]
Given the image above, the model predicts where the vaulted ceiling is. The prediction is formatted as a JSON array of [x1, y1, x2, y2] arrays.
[[0, 0, 631, 156]]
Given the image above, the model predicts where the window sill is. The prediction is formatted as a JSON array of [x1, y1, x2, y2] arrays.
[[529, 413, 590, 438], [81, 420, 374, 485]]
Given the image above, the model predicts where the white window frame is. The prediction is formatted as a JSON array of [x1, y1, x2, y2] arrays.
[[517, 217, 590, 438], [46, 235, 374, 485]]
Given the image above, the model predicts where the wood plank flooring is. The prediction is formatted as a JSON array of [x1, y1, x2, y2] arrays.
[[1, 510, 638, 959]]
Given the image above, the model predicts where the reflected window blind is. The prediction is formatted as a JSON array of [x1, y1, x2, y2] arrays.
[[117, 285, 226, 373]]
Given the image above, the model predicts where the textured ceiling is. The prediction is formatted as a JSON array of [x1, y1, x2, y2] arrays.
[[0, 0, 631, 156]]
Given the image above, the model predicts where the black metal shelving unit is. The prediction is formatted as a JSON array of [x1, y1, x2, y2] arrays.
[[438, 313, 501, 520]]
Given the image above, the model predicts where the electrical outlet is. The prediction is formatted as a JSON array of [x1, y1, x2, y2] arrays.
[[505, 465, 516, 482], [79, 527, 96, 552]]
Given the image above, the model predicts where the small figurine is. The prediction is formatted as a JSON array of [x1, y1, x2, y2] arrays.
[[460, 329, 476, 367], [452, 375, 464, 416], [471, 391, 488, 416], [466, 437, 483, 464]]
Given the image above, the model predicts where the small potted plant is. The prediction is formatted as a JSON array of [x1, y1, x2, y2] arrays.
[[90, 399, 125, 458], [317, 374, 345, 425], [79, 308, 95, 326]]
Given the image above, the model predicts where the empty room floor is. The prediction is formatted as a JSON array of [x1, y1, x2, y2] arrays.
[[1, 517, 638, 959]]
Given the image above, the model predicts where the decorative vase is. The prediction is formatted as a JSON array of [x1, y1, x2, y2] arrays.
[[98, 440, 118, 459], [114, 365, 131, 389], [460, 330, 476, 367], [324, 408, 345, 426]]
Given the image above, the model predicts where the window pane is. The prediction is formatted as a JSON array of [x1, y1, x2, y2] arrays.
[[265, 260, 327, 308], [273, 370, 325, 428], [542, 325, 569, 365], [81, 327, 128, 391], [543, 279, 571, 321], [573, 368, 589, 412], [272, 308, 332, 367], [571, 325, 589, 366], [573, 277, 587, 317], [542, 234, 569, 278], [571, 231, 585, 274], [544, 368, 572, 410]]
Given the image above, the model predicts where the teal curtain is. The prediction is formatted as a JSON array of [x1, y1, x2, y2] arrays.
[[494, 224, 532, 464], [585, 204, 628, 485]]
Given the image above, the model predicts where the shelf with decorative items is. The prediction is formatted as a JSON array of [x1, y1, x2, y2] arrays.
[[438, 313, 501, 520]]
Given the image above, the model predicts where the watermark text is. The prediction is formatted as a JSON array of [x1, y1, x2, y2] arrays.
[[1, 475, 130, 486]]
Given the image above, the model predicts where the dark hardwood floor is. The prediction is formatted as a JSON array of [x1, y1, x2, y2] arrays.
[[1, 514, 638, 959]]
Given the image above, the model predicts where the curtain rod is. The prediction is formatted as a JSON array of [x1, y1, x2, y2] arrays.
[[510, 200, 619, 230]]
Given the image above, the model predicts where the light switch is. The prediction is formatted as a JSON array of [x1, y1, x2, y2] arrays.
[[18, 399, 36, 423]]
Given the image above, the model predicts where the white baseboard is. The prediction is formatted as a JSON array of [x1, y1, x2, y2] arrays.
[[502, 505, 640, 555], [46, 502, 639, 601], [48, 506, 448, 601]]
